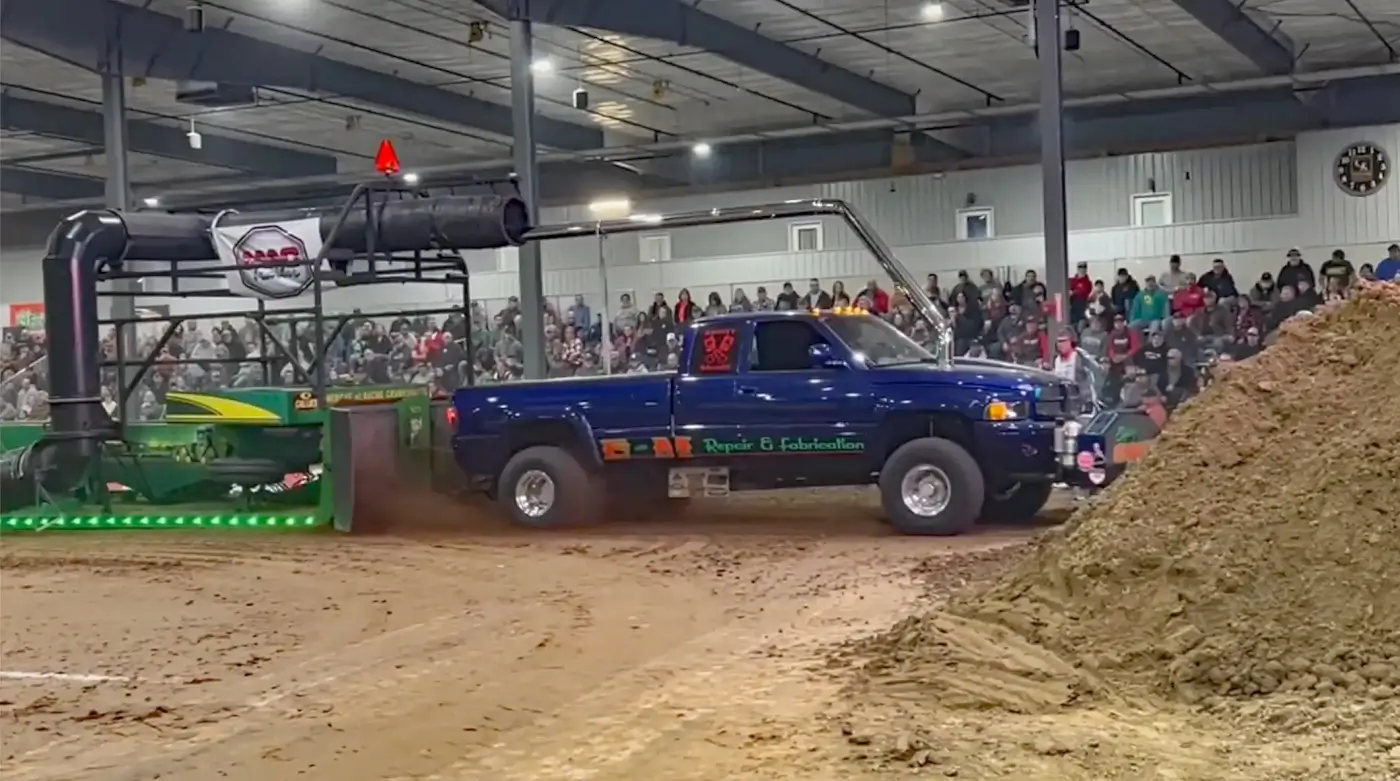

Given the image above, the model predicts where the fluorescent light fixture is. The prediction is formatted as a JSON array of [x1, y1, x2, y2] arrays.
[[142, 197, 160, 207], [691, 142, 712, 158], [588, 198, 631, 217], [921, 2, 945, 21], [530, 58, 554, 75], [402, 172, 420, 184], [628, 213, 663, 224]]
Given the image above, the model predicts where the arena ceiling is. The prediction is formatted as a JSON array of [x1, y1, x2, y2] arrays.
[[1, 0, 1398, 213]]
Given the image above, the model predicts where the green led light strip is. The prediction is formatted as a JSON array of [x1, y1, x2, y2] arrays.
[[0, 515, 323, 531]]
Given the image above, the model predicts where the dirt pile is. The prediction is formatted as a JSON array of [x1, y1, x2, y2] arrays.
[[860, 284, 1400, 707]]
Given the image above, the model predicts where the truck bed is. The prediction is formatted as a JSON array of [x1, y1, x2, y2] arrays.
[[453, 372, 676, 447]]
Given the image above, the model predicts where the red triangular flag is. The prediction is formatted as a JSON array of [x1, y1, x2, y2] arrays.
[[374, 139, 401, 175]]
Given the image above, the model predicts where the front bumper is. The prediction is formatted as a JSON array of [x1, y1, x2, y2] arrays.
[[972, 418, 1085, 481], [971, 414, 1138, 491]]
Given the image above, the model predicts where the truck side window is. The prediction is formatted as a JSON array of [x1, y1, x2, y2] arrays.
[[690, 324, 741, 374], [750, 320, 827, 372]]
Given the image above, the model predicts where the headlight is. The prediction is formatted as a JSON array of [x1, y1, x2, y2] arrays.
[[984, 400, 1031, 421]]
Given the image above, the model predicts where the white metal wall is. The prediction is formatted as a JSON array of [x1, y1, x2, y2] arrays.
[[1295, 123, 1400, 247], [527, 142, 1298, 267]]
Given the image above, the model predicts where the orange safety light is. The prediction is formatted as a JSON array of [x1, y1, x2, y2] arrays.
[[374, 139, 401, 175]]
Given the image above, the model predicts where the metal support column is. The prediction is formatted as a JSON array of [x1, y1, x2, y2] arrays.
[[1035, 0, 1071, 332], [510, 17, 547, 379], [101, 46, 142, 420]]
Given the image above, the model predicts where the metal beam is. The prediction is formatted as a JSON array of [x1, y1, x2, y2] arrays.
[[1168, 0, 1294, 75], [7, 74, 1399, 217], [0, 94, 337, 176], [477, 0, 927, 125], [1, 0, 604, 151], [0, 146, 103, 165], [1035, 0, 1070, 332], [4, 93, 334, 177], [0, 165, 104, 199], [511, 18, 547, 380]]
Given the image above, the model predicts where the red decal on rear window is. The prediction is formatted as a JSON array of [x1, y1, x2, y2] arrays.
[[699, 328, 738, 373]]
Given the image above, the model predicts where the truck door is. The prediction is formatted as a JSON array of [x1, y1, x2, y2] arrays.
[[672, 320, 750, 447], [673, 318, 878, 458], [734, 318, 878, 455]]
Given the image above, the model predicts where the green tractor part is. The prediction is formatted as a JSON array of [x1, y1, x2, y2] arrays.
[[0, 388, 443, 534]]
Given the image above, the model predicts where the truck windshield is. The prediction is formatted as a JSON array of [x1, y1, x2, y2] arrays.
[[823, 315, 938, 367]]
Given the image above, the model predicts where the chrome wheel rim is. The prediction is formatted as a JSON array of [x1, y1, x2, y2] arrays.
[[901, 465, 952, 517], [514, 469, 556, 518]]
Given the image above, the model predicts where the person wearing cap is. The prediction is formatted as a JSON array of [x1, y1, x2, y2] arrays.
[[1319, 249, 1355, 291], [1277, 248, 1315, 294], [1069, 262, 1092, 325], [949, 270, 980, 307], [1128, 275, 1170, 331], [1110, 268, 1141, 318], [1377, 244, 1400, 282], [1249, 272, 1277, 311], [1198, 258, 1240, 302]]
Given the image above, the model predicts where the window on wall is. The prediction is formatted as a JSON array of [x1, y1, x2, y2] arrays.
[[639, 233, 671, 263], [789, 222, 824, 252], [1132, 193, 1174, 227], [956, 207, 994, 240]]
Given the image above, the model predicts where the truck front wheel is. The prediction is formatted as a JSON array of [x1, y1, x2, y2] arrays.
[[878, 438, 985, 536], [497, 446, 602, 528], [980, 481, 1054, 525]]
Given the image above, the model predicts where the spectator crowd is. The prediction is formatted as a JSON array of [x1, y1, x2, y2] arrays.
[[2, 243, 1397, 423]]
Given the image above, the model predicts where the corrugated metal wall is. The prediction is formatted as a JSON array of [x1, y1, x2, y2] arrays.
[[531, 142, 1298, 268], [1295, 123, 1400, 247]]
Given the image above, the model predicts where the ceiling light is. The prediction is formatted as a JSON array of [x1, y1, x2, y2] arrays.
[[530, 58, 554, 76], [588, 197, 631, 217], [691, 142, 712, 158], [921, 2, 945, 22], [142, 197, 160, 207], [402, 172, 420, 184]]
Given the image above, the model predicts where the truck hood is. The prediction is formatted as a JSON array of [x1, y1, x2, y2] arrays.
[[950, 356, 1062, 385], [869, 357, 1059, 389]]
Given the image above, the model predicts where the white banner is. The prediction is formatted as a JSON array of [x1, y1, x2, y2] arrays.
[[210, 215, 325, 300]]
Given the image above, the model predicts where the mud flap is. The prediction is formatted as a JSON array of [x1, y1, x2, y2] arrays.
[[668, 467, 730, 498], [329, 406, 403, 532]]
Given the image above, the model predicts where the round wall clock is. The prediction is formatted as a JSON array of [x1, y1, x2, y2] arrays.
[[1334, 142, 1389, 196]]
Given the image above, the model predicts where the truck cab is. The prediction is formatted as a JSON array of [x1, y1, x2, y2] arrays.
[[452, 308, 1092, 535]]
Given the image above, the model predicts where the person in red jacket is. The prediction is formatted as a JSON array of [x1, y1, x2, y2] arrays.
[[1068, 262, 1093, 325], [1170, 272, 1206, 318], [860, 278, 891, 313], [1105, 313, 1141, 376], [673, 288, 697, 324]]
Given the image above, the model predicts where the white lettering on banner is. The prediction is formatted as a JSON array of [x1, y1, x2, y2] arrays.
[[210, 215, 325, 300]]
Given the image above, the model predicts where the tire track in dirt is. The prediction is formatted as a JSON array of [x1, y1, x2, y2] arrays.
[[422, 573, 924, 780], [3, 534, 737, 781]]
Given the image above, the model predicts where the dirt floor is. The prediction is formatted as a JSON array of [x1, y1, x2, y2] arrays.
[[0, 489, 1378, 781]]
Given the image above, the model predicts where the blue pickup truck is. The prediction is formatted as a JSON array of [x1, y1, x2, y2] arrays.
[[450, 308, 1111, 535]]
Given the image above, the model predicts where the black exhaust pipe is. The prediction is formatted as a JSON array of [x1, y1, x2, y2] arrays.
[[6, 194, 529, 508]]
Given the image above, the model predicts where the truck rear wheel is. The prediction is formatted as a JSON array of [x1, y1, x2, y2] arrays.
[[498, 446, 602, 528], [879, 438, 984, 536], [980, 481, 1054, 525]]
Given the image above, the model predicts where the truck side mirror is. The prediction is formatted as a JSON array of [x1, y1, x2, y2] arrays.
[[809, 343, 845, 369]]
